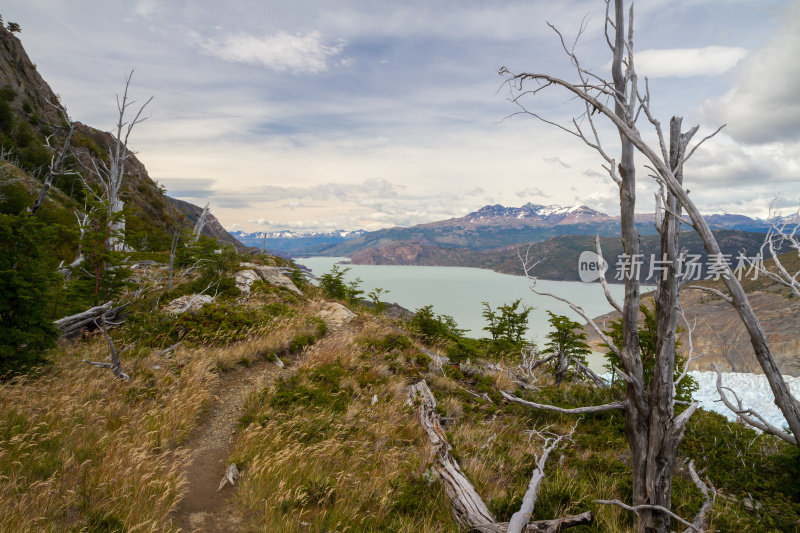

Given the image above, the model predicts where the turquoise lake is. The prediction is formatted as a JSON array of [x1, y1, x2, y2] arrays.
[[295, 257, 644, 371]]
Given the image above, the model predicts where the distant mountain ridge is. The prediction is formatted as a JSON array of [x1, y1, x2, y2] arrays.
[[256, 202, 773, 257], [230, 229, 366, 255], [462, 203, 612, 225], [349, 230, 769, 282]]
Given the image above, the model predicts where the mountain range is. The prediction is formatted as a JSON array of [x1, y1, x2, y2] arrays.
[[236, 202, 775, 262]]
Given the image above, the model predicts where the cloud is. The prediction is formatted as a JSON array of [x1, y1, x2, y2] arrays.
[[516, 187, 550, 199], [159, 177, 217, 198], [701, 1, 800, 144], [583, 169, 606, 179], [134, 0, 159, 17], [543, 156, 572, 169], [633, 46, 748, 78], [202, 31, 346, 74]]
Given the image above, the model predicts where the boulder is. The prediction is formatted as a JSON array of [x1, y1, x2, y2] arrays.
[[240, 263, 302, 295], [163, 294, 214, 314], [235, 269, 261, 295], [316, 301, 356, 328]]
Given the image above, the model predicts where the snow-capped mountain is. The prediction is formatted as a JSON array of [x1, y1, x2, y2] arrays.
[[231, 229, 366, 241], [460, 203, 612, 226], [229, 229, 366, 255]]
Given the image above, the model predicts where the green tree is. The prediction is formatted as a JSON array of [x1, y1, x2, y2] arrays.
[[482, 299, 532, 350], [0, 213, 59, 376], [410, 304, 464, 344], [543, 311, 592, 386], [602, 305, 698, 402], [6, 22, 20, 33]]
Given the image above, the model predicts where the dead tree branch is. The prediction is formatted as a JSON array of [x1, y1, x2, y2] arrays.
[[501, 390, 624, 414], [684, 460, 715, 533], [83, 316, 130, 380], [595, 500, 700, 531], [713, 364, 796, 445], [31, 101, 75, 215]]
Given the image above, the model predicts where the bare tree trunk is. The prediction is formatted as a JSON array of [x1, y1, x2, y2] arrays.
[[31, 124, 74, 215], [554, 350, 568, 386], [192, 202, 210, 242], [168, 228, 179, 292], [607, 3, 652, 529], [409, 381, 594, 532], [643, 117, 693, 532], [98, 71, 152, 252]]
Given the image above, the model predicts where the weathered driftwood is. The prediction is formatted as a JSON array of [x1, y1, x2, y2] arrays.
[[408, 380, 593, 532], [217, 463, 240, 492]]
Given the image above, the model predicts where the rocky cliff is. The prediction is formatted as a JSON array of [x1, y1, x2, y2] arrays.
[[584, 259, 800, 376]]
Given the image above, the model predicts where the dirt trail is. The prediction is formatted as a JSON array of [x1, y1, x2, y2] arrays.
[[173, 358, 290, 533]]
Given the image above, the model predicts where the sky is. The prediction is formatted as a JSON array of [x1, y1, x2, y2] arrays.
[[4, 0, 800, 233]]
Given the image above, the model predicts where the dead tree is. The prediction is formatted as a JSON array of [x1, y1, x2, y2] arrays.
[[499, 1, 722, 530], [192, 202, 210, 242], [57, 208, 90, 279], [168, 227, 180, 291], [750, 203, 799, 298], [505, 0, 800, 452], [54, 301, 127, 338], [31, 101, 75, 215], [83, 315, 130, 380], [87, 71, 152, 252], [408, 380, 594, 532]]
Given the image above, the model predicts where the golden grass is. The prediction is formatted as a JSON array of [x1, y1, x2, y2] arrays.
[[227, 325, 459, 532], [0, 338, 217, 532]]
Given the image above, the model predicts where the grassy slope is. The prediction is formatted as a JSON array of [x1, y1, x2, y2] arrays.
[[1, 252, 798, 532]]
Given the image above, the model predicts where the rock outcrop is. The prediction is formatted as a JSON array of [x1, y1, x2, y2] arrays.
[[237, 263, 302, 296], [163, 294, 214, 314], [585, 289, 800, 376], [315, 301, 356, 328]]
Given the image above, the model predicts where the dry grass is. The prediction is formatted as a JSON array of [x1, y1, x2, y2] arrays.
[[0, 338, 219, 532], [227, 325, 459, 532]]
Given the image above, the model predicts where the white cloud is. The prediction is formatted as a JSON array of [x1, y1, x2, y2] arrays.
[[701, 1, 800, 144], [134, 0, 159, 17], [629, 46, 748, 78], [202, 31, 346, 74]]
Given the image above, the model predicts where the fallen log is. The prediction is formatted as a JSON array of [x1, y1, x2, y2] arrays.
[[408, 380, 594, 532], [54, 301, 126, 337]]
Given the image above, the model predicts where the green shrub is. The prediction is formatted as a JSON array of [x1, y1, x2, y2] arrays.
[[409, 305, 465, 344], [268, 363, 351, 414]]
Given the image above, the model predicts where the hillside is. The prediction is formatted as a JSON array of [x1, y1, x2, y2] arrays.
[[350, 230, 769, 282], [0, 24, 244, 253], [2, 237, 799, 531]]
